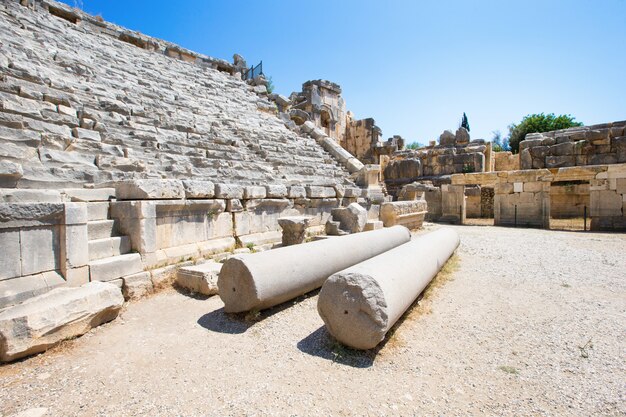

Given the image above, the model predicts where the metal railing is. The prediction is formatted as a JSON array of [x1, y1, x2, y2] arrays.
[[243, 61, 263, 80]]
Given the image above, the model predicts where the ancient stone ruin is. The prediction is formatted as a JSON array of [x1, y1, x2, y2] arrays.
[[0, 0, 624, 363]]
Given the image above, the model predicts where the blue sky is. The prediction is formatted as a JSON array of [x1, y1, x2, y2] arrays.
[[61, 0, 626, 145]]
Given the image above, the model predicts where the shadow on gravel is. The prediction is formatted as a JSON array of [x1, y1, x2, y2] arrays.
[[197, 289, 321, 334], [297, 326, 376, 369]]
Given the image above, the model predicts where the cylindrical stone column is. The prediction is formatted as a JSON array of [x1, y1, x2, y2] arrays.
[[317, 228, 460, 350], [218, 225, 411, 313]]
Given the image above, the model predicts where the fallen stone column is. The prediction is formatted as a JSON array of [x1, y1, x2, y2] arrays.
[[218, 225, 411, 313], [317, 228, 460, 350]]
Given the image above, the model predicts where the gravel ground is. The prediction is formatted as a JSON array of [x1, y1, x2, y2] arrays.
[[1, 224, 625, 416]]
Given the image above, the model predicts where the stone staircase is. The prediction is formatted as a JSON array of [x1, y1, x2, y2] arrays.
[[86, 202, 143, 282]]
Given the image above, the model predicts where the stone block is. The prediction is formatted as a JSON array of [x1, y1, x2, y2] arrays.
[[306, 185, 336, 198], [277, 216, 311, 246], [0, 281, 123, 362], [616, 178, 626, 194], [87, 202, 109, 221], [71, 127, 101, 141], [523, 182, 543, 193], [176, 262, 221, 295], [513, 182, 523, 193], [64, 266, 90, 287], [0, 189, 63, 203], [328, 203, 367, 234], [150, 264, 178, 287], [380, 200, 427, 229], [20, 227, 59, 276], [590, 190, 623, 217], [182, 180, 214, 199], [122, 271, 153, 300], [61, 223, 89, 269], [215, 183, 244, 199], [0, 229, 21, 280], [243, 186, 266, 199], [288, 185, 306, 198], [364, 220, 383, 231], [226, 199, 243, 212], [265, 184, 288, 198], [551, 142, 574, 156], [114, 179, 184, 200], [197, 237, 236, 257], [0, 203, 64, 229], [63, 188, 115, 202], [89, 253, 143, 282]]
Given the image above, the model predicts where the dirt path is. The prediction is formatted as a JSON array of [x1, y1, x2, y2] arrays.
[[1, 224, 625, 416]]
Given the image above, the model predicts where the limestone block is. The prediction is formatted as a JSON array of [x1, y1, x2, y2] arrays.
[[455, 127, 470, 144], [197, 237, 236, 257], [551, 142, 574, 156], [0, 203, 64, 229], [114, 179, 185, 200], [20, 227, 60, 276], [590, 179, 609, 191], [590, 190, 623, 217], [288, 186, 306, 198], [64, 266, 90, 287], [0, 271, 65, 310], [439, 130, 456, 147], [0, 229, 21, 280], [58, 105, 77, 117], [329, 203, 367, 234], [177, 262, 221, 295], [236, 230, 282, 248], [226, 199, 243, 212], [219, 226, 411, 313], [122, 271, 153, 300], [63, 188, 115, 202], [72, 127, 101, 142], [364, 220, 383, 231], [182, 180, 215, 199], [380, 200, 427, 229], [215, 183, 244, 199], [318, 228, 459, 350], [266, 184, 288, 198], [87, 202, 109, 221], [523, 182, 544, 193], [0, 160, 23, 180], [343, 187, 362, 198], [0, 281, 124, 362], [0, 189, 63, 203], [243, 186, 266, 199], [61, 223, 88, 269], [520, 149, 532, 169], [306, 185, 336, 198], [89, 253, 143, 282], [616, 178, 626, 194]]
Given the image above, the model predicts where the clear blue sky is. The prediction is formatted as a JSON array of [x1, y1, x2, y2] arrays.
[[62, 0, 626, 145]]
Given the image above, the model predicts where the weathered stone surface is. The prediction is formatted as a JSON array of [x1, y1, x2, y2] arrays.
[[177, 261, 221, 295], [122, 271, 153, 300], [113, 180, 185, 200], [243, 186, 266, 199], [306, 185, 336, 198], [265, 184, 288, 198], [455, 127, 470, 144], [182, 180, 215, 199], [380, 200, 428, 229], [0, 281, 123, 362], [218, 226, 411, 313], [439, 130, 456, 147], [327, 202, 367, 234], [215, 183, 244, 199], [277, 216, 311, 246], [318, 228, 460, 350]]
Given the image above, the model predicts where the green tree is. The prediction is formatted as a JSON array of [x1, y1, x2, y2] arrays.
[[507, 113, 582, 153], [405, 141, 424, 150], [491, 130, 510, 152], [266, 76, 275, 94], [461, 112, 470, 132]]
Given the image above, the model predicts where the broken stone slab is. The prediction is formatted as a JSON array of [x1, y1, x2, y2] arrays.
[[327, 202, 367, 234], [122, 271, 153, 300], [0, 281, 124, 362], [176, 261, 222, 295], [317, 228, 460, 350], [109, 179, 185, 200], [277, 216, 312, 246], [218, 225, 411, 313]]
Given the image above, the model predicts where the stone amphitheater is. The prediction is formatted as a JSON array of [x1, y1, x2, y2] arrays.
[[1, 1, 625, 416]]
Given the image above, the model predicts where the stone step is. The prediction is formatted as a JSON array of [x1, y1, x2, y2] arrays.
[[87, 202, 110, 221], [87, 219, 116, 240], [89, 253, 144, 282], [88, 236, 131, 261]]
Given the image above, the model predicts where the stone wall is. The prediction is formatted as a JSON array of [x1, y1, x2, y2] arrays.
[[519, 121, 626, 170], [494, 151, 519, 171], [0, 1, 353, 189], [550, 182, 589, 218], [343, 117, 382, 164]]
